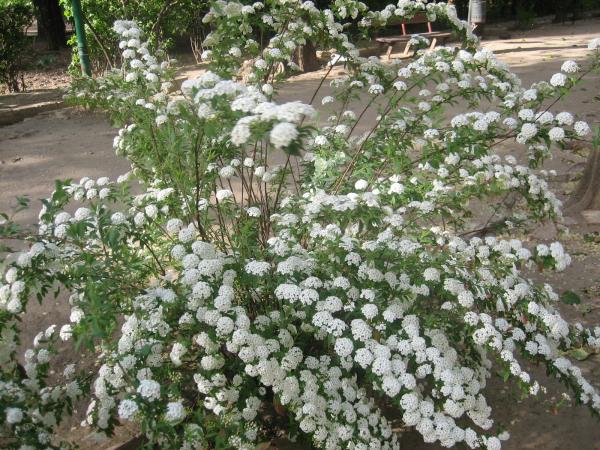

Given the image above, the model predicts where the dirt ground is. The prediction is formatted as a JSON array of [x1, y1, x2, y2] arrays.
[[1, 18, 600, 450]]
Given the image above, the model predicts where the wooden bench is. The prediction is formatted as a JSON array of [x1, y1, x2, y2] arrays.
[[375, 13, 452, 60]]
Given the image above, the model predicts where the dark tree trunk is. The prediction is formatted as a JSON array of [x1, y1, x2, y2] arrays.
[[32, 0, 67, 50], [566, 148, 600, 215], [295, 41, 320, 73]]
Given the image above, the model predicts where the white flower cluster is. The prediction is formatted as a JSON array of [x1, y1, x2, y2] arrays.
[[114, 20, 171, 88], [8, 1, 600, 449]]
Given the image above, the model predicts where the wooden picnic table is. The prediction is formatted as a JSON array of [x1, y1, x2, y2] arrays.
[[375, 13, 452, 60]]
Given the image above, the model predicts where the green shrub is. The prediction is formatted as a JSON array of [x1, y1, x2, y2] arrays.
[[0, 0, 33, 92], [60, 0, 207, 74]]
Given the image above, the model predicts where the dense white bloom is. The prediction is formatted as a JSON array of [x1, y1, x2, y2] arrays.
[[137, 379, 161, 401], [245, 260, 271, 276], [216, 189, 233, 202], [170, 342, 187, 366], [574, 121, 591, 137], [519, 123, 538, 140], [270, 122, 298, 148], [550, 73, 567, 87], [5, 407, 23, 424], [561, 60, 579, 74], [165, 401, 186, 422], [118, 399, 139, 420], [548, 127, 565, 142], [423, 268, 440, 282], [246, 206, 261, 217], [354, 179, 368, 191], [334, 337, 354, 357], [556, 112, 574, 126]]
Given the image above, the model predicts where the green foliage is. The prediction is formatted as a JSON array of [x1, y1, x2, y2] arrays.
[[0, 0, 33, 92], [515, 3, 536, 30], [60, 0, 207, 74], [561, 290, 582, 305], [0, 196, 31, 253]]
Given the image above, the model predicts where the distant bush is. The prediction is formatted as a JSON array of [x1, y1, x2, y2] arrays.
[[0, 0, 33, 92], [60, 0, 206, 74]]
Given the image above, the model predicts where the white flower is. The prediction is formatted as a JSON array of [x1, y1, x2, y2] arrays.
[[70, 307, 84, 324], [170, 342, 187, 366], [270, 122, 298, 149], [361, 303, 378, 319], [246, 206, 261, 217], [548, 127, 565, 142], [262, 84, 273, 95], [550, 73, 567, 87], [165, 401, 186, 422], [245, 260, 271, 276], [394, 80, 408, 91], [137, 379, 161, 401], [5, 407, 23, 424], [519, 123, 538, 140], [216, 189, 233, 202], [111, 212, 126, 225], [588, 37, 600, 49], [556, 112, 574, 126], [54, 211, 71, 225], [574, 121, 591, 137], [334, 337, 353, 357], [219, 166, 236, 179], [145, 204, 158, 219], [486, 437, 502, 450], [561, 60, 579, 74], [118, 399, 139, 420], [354, 348, 373, 368], [197, 103, 215, 119], [60, 324, 72, 341], [178, 225, 196, 243], [423, 268, 440, 282], [368, 84, 384, 94], [231, 122, 251, 145], [166, 218, 183, 233], [74, 207, 91, 221], [518, 109, 535, 121], [354, 179, 368, 191], [418, 101, 431, 112], [7, 297, 21, 313]]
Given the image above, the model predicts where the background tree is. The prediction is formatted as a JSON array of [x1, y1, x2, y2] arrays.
[[32, 0, 66, 50], [60, 0, 206, 73], [567, 132, 600, 214]]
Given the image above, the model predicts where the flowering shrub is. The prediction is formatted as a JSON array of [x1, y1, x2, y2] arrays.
[[2, 1, 600, 449]]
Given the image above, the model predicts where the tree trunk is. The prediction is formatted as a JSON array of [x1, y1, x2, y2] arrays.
[[566, 149, 600, 214], [295, 41, 320, 73], [32, 0, 67, 50]]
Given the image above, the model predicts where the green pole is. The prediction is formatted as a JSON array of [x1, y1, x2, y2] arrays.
[[71, 0, 91, 76]]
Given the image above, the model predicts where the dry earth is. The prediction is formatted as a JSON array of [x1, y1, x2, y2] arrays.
[[1, 18, 600, 450]]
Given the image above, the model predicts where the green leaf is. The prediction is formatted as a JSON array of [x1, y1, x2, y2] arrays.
[[561, 290, 581, 305], [568, 348, 591, 361], [496, 368, 510, 382]]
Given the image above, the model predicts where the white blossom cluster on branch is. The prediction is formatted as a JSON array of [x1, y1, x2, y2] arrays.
[[1, 1, 600, 449]]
